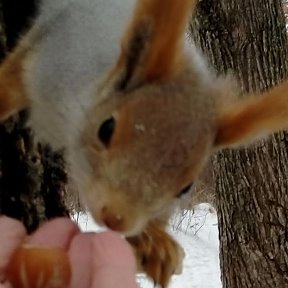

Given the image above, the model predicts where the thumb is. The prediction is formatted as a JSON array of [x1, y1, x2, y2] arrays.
[[91, 231, 137, 288], [68, 231, 137, 288]]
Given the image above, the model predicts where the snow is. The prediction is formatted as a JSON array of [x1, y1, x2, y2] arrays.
[[73, 203, 222, 288]]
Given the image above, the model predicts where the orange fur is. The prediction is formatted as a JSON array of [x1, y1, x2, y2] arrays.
[[128, 220, 184, 287], [0, 47, 29, 120], [2, 0, 288, 286], [216, 81, 288, 147], [119, 0, 197, 82]]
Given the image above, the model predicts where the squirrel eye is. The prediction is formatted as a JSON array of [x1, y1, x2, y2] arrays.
[[177, 183, 193, 198], [98, 116, 116, 146]]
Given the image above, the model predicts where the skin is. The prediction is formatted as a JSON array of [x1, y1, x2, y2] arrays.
[[1, 0, 288, 285], [0, 217, 137, 288]]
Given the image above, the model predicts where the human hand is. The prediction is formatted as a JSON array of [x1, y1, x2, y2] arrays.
[[0, 216, 137, 288]]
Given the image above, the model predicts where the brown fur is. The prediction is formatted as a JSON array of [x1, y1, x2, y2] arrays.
[[1, 0, 288, 286], [215, 81, 288, 147], [0, 48, 29, 120], [122, 0, 196, 80], [114, 0, 197, 89], [128, 220, 184, 287]]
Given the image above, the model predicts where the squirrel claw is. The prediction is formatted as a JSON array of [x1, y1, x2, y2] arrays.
[[127, 222, 184, 287]]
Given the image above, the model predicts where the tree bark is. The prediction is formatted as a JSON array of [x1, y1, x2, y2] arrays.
[[2, 0, 37, 50], [0, 1, 69, 233], [191, 0, 288, 287]]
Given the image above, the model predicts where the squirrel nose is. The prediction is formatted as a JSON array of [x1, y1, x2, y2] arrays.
[[101, 206, 124, 231]]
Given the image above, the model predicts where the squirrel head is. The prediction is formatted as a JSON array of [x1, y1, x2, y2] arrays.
[[0, 0, 286, 236], [75, 0, 229, 235], [78, 0, 288, 235], [80, 73, 222, 235]]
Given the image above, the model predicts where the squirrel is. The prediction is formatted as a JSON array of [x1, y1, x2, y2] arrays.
[[1, 0, 288, 286]]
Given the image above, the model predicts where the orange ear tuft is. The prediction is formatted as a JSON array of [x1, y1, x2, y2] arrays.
[[116, 0, 197, 89], [215, 80, 288, 148], [0, 48, 30, 121]]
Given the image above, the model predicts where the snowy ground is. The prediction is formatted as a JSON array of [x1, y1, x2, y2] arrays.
[[74, 203, 222, 288]]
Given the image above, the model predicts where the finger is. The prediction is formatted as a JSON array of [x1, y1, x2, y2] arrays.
[[5, 218, 79, 287], [28, 218, 80, 249], [0, 217, 26, 275], [91, 231, 137, 288], [5, 218, 75, 288], [0, 281, 12, 288], [68, 233, 93, 288]]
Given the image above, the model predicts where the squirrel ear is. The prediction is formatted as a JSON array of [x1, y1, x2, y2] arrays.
[[0, 49, 29, 121], [114, 0, 197, 90], [214, 82, 288, 148]]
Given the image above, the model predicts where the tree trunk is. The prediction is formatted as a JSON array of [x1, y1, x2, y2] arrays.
[[191, 0, 288, 287], [0, 1, 69, 233], [2, 0, 37, 50]]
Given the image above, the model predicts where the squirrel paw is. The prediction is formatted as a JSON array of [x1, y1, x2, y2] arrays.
[[127, 222, 185, 287]]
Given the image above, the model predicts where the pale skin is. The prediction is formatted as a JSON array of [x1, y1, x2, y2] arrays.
[[0, 217, 137, 288], [1, 0, 288, 286]]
